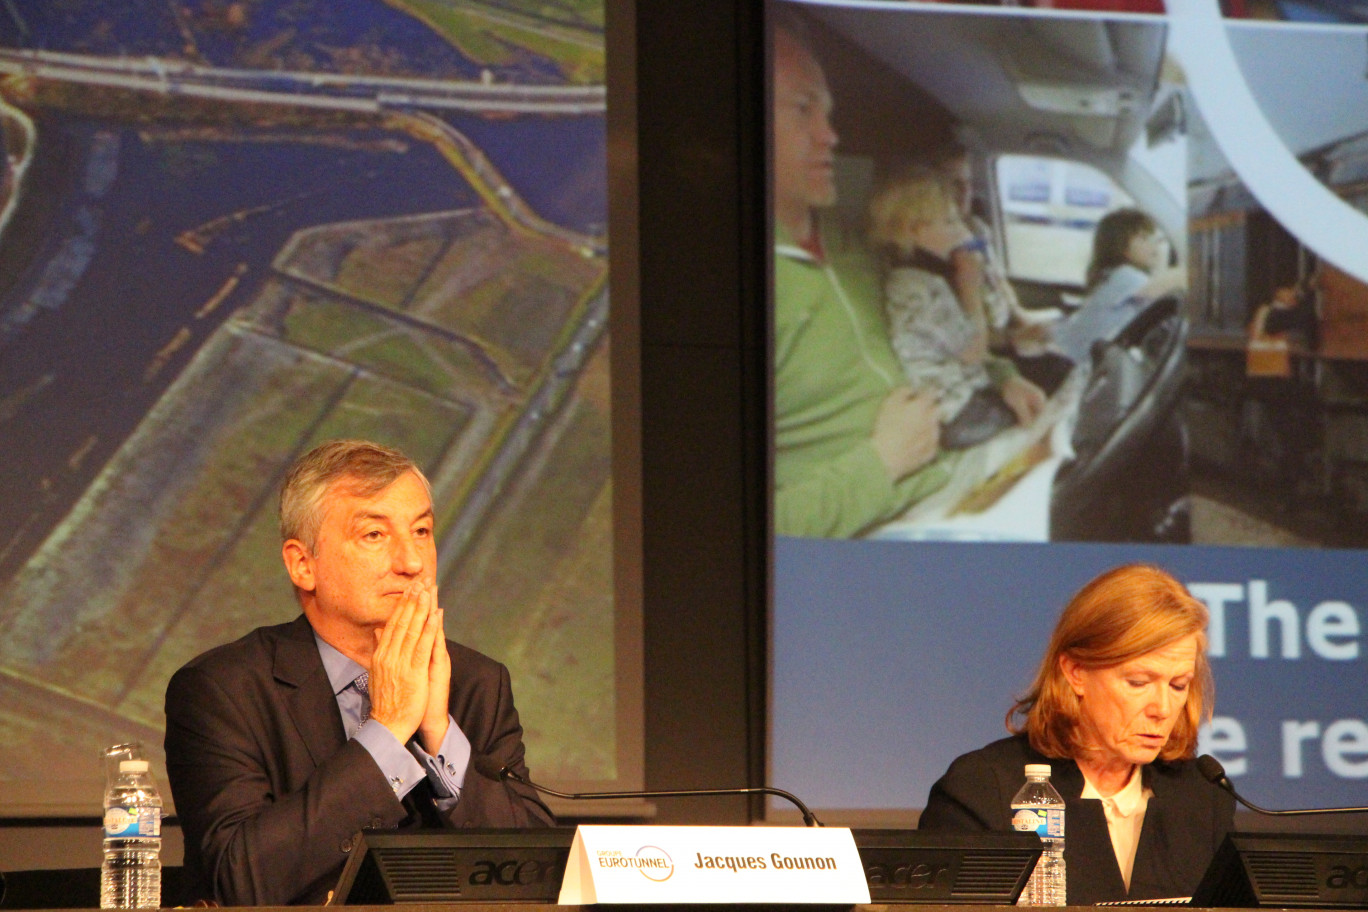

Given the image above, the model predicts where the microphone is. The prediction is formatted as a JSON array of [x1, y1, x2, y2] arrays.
[[472, 753, 510, 781], [1197, 754, 1368, 815], [483, 759, 824, 827]]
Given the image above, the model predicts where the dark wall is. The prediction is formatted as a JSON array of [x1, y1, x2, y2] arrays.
[[620, 0, 770, 821]]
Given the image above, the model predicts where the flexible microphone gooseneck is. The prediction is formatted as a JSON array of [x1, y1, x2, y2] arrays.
[[1197, 754, 1368, 816], [482, 758, 823, 827]]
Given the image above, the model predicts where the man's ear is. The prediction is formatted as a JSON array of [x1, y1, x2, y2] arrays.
[[282, 539, 317, 593]]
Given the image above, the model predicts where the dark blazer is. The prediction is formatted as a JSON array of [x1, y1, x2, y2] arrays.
[[164, 615, 554, 906], [918, 735, 1233, 904]]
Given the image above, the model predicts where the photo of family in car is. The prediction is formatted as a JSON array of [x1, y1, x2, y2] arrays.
[[771, 0, 1368, 548]]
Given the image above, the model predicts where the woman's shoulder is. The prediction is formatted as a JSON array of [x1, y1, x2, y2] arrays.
[[1147, 755, 1223, 792], [1089, 263, 1150, 300], [942, 734, 1048, 773], [1145, 756, 1237, 830], [921, 735, 1059, 831]]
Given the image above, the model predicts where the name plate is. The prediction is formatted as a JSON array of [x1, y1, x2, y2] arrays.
[[558, 824, 871, 904]]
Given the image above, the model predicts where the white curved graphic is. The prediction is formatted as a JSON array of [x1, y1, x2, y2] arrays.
[[1168, 0, 1368, 286]]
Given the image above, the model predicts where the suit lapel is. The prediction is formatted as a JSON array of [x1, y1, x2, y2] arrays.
[[1051, 759, 1127, 903], [272, 615, 346, 768], [1129, 764, 1174, 898], [1065, 794, 1126, 901]]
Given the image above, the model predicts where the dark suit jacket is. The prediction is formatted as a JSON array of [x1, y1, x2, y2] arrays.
[[918, 735, 1234, 904], [164, 615, 554, 906]]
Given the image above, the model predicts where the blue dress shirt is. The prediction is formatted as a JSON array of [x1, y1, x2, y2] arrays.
[[314, 633, 471, 810]]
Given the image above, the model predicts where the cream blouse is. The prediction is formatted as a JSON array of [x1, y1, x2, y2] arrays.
[[1079, 766, 1152, 892]]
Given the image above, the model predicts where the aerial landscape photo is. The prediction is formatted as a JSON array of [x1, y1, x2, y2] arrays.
[[0, 0, 612, 811]]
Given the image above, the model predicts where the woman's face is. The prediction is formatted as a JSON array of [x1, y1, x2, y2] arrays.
[[1124, 229, 1165, 272], [1061, 633, 1200, 773]]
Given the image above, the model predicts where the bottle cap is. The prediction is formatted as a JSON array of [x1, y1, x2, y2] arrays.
[[119, 760, 150, 773], [1024, 763, 1051, 776]]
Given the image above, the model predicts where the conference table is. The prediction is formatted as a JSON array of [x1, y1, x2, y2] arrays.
[[8, 826, 1361, 909], [0, 904, 1267, 911]]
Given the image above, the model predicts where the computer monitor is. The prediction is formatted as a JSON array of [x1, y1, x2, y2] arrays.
[[1191, 832, 1368, 908], [852, 829, 1042, 904], [332, 828, 577, 904]]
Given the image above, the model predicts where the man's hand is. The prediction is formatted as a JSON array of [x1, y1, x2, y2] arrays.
[[366, 579, 442, 746], [1001, 376, 1047, 426], [872, 387, 940, 483], [949, 245, 986, 297], [417, 589, 451, 755]]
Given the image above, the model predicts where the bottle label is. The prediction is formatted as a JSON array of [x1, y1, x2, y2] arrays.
[[1011, 807, 1064, 839], [104, 806, 161, 838]]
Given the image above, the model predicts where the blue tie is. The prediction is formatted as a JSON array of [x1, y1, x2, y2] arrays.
[[353, 672, 371, 731]]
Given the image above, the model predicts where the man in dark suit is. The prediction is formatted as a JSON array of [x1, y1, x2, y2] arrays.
[[164, 440, 554, 906]]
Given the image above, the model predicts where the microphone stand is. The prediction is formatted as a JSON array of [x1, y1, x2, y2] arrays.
[[1198, 755, 1368, 816], [498, 766, 824, 827]]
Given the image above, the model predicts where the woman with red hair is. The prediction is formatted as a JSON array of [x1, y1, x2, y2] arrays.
[[919, 564, 1234, 903]]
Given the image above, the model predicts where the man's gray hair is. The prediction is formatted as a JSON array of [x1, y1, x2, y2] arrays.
[[279, 439, 430, 551]]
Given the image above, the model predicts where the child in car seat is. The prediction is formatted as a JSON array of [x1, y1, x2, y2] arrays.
[[868, 168, 1045, 449]]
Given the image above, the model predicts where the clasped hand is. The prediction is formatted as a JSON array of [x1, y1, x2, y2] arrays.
[[365, 579, 452, 755], [872, 387, 940, 482]]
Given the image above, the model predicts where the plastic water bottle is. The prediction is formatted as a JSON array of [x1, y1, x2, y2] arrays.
[[101, 757, 163, 908], [1011, 763, 1066, 905]]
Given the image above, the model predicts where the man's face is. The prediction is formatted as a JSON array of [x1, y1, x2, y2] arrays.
[[940, 156, 974, 221], [773, 30, 838, 220], [299, 470, 437, 633]]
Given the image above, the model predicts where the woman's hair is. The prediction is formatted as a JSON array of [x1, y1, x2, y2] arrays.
[[1008, 563, 1212, 762], [867, 167, 956, 247], [1085, 208, 1158, 290]]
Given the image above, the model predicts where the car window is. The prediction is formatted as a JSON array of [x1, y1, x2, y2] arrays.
[[994, 154, 1138, 287]]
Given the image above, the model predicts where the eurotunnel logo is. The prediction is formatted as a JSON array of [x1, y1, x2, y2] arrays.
[[635, 846, 674, 881], [593, 846, 674, 882]]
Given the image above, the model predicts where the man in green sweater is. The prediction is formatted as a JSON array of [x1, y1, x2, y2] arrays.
[[772, 21, 951, 538]]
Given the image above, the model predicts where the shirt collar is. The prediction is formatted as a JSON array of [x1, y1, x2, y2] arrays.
[[1080, 764, 1148, 818], [775, 217, 825, 264], [313, 631, 365, 697]]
